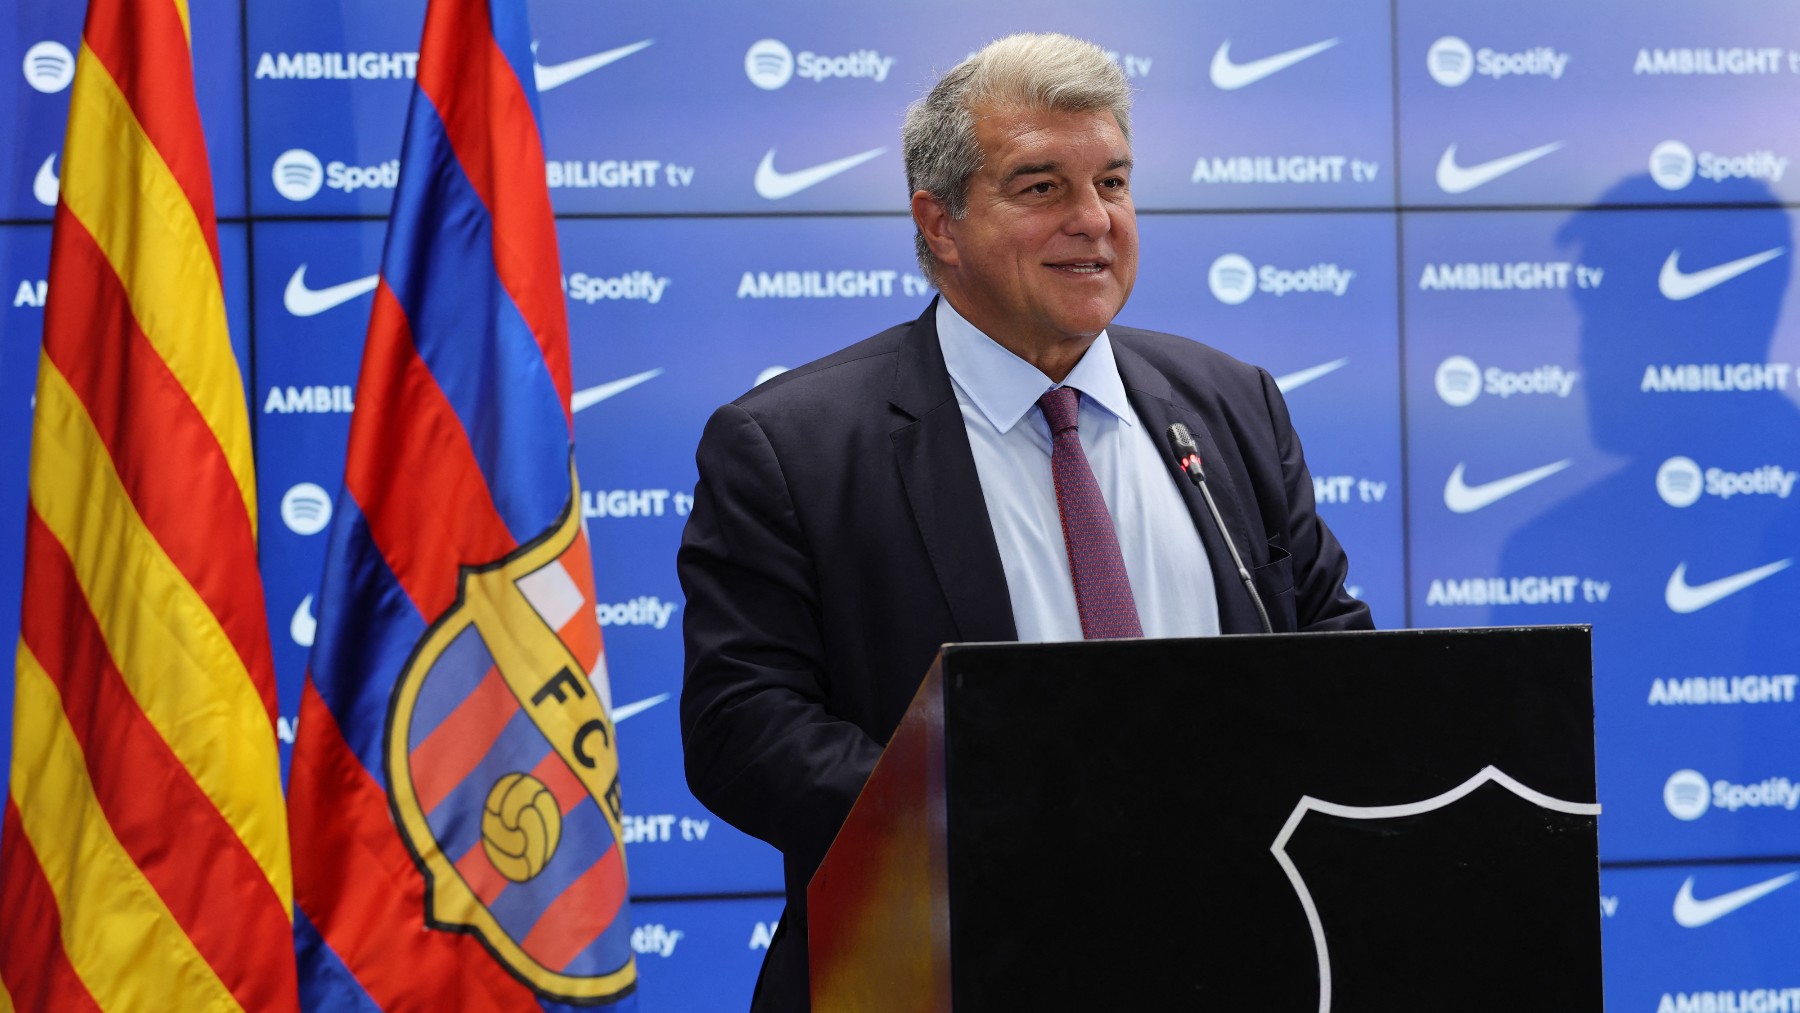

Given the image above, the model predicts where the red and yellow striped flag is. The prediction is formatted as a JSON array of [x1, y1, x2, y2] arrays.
[[0, 2, 299, 1011]]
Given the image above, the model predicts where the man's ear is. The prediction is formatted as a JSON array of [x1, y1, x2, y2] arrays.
[[911, 190, 959, 270]]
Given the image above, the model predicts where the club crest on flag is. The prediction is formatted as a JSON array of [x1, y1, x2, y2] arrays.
[[385, 477, 633, 1002]]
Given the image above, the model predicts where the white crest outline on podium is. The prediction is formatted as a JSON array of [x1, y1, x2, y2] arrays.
[[1269, 765, 1602, 1013]]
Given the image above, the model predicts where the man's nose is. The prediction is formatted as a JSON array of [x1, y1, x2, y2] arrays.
[[1063, 183, 1113, 236]]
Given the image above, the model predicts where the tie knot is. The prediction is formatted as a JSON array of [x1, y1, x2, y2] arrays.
[[1038, 386, 1081, 435]]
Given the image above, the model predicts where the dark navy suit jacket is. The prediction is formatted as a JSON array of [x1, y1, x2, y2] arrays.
[[677, 302, 1372, 1011]]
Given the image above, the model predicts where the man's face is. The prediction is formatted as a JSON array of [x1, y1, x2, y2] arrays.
[[934, 103, 1138, 353]]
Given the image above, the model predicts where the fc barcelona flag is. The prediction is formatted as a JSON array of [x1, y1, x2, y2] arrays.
[[0, 1, 299, 1010], [286, 0, 636, 1008]]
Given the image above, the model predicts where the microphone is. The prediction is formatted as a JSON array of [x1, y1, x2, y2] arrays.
[[1165, 423, 1273, 635]]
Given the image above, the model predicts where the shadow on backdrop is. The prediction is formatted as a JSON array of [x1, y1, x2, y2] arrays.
[[1502, 173, 1799, 861]]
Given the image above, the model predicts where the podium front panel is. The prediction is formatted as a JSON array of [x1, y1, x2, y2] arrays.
[[935, 626, 1599, 1010]]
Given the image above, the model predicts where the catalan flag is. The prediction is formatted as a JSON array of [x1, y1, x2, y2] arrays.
[[286, 0, 636, 1008], [0, 1, 299, 1011]]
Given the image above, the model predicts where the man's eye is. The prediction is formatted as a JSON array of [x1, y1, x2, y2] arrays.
[[1028, 181, 1054, 194]]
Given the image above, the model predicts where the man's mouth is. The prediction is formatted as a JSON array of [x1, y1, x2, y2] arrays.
[[1049, 261, 1108, 275]]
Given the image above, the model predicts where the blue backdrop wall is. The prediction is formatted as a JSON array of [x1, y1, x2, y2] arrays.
[[4, 2, 1798, 1009]]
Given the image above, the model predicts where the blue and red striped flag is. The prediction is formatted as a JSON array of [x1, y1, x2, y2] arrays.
[[1, 1, 299, 1010], [285, 0, 636, 1008]]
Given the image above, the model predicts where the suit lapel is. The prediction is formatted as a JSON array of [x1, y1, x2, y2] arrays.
[[888, 302, 1018, 643], [1114, 340, 1265, 635]]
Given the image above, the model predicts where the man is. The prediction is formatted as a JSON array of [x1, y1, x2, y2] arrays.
[[679, 33, 1370, 1011]]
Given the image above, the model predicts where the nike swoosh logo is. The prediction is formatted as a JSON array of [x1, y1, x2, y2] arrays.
[[1443, 459, 1573, 513], [1674, 872, 1798, 927], [1275, 357, 1349, 394], [533, 38, 653, 93], [754, 147, 886, 200], [1435, 141, 1564, 194], [572, 367, 663, 412], [1209, 38, 1340, 90], [290, 594, 317, 648], [1666, 559, 1793, 613], [34, 154, 59, 207], [611, 692, 670, 723], [1659, 246, 1786, 301], [284, 265, 380, 317]]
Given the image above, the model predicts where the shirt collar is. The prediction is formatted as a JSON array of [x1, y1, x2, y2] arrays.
[[935, 298, 1133, 434]]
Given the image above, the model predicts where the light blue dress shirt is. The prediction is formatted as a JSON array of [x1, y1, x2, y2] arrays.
[[936, 299, 1221, 642]]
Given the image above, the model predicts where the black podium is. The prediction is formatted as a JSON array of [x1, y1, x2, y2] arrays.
[[808, 626, 1601, 1011]]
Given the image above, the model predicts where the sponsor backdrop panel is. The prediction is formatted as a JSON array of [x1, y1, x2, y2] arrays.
[[244, 0, 1393, 217], [220, 223, 254, 415], [1129, 211, 1404, 626], [1405, 205, 1800, 863], [1601, 862, 1800, 1011], [628, 896, 786, 1012], [522, 0, 1390, 215], [194, 0, 250, 218], [0, 223, 52, 807], [561, 214, 927, 896], [249, 219, 388, 777], [2, 0, 247, 220], [1565, 201, 1800, 865], [1397, 0, 1800, 207], [1402, 209, 1602, 611], [1143, 0, 1393, 210], [246, 0, 426, 217], [528, 0, 906, 215], [1, 4, 75, 220]]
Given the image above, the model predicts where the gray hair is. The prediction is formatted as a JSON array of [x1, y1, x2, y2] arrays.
[[902, 33, 1133, 282]]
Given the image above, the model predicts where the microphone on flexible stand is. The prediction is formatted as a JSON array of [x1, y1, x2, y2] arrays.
[[1165, 423, 1273, 635]]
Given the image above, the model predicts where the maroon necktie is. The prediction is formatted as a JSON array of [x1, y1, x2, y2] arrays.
[[1037, 386, 1143, 639]]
